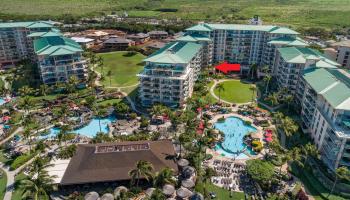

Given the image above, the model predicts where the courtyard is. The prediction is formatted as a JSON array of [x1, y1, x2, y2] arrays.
[[212, 80, 256, 104]]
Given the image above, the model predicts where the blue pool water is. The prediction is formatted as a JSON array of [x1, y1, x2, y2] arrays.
[[45, 116, 116, 138], [214, 116, 257, 159]]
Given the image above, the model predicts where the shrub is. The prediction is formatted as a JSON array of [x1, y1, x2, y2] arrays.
[[10, 153, 35, 170], [217, 117, 225, 123], [244, 120, 252, 126]]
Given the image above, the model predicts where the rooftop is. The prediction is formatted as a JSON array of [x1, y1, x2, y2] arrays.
[[268, 36, 308, 47], [176, 33, 211, 42], [103, 37, 131, 44], [148, 30, 168, 35], [27, 31, 62, 38], [278, 47, 340, 67], [303, 67, 350, 110], [34, 36, 83, 56], [0, 21, 53, 29], [144, 41, 202, 64], [70, 37, 95, 43], [331, 40, 350, 48], [60, 140, 177, 185], [186, 23, 299, 34]]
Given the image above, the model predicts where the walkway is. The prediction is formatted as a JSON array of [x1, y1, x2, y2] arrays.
[[0, 127, 23, 146]]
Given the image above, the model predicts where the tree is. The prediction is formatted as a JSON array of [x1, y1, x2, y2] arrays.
[[129, 160, 154, 187], [246, 159, 274, 189], [249, 63, 258, 80], [60, 125, 71, 147], [19, 96, 34, 115], [97, 56, 104, 76], [107, 70, 112, 86], [249, 85, 256, 103], [153, 167, 175, 187], [327, 166, 350, 198], [66, 75, 79, 93], [19, 86, 34, 96], [266, 92, 279, 107], [39, 84, 49, 96], [20, 170, 56, 200], [288, 147, 302, 167], [203, 167, 217, 183], [96, 108, 108, 132], [149, 188, 166, 200], [281, 116, 298, 138], [215, 83, 225, 103], [283, 95, 294, 112], [114, 102, 130, 116], [302, 143, 319, 166], [263, 74, 272, 95], [23, 128, 33, 152]]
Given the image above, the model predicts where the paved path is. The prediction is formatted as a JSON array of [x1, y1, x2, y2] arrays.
[[0, 127, 23, 146]]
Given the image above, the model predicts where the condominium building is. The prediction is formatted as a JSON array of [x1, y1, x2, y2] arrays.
[[332, 40, 350, 69], [138, 41, 204, 107], [185, 23, 306, 73], [275, 47, 339, 93], [0, 21, 54, 68], [34, 35, 87, 84], [297, 67, 350, 170]]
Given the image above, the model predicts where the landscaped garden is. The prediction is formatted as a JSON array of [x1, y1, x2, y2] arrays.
[[213, 80, 255, 104], [0, 169, 7, 200], [96, 51, 145, 87]]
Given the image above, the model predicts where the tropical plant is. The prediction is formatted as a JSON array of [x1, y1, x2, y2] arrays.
[[249, 63, 258, 79], [302, 143, 319, 166], [265, 92, 279, 107], [249, 85, 256, 102], [39, 84, 50, 96], [215, 83, 225, 103], [23, 128, 33, 152], [19, 86, 34, 96], [153, 167, 175, 187], [149, 188, 166, 200], [283, 95, 294, 112], [20, 170, 56, 200], [114, 102, 130, 116], [288, 147, 303, 167], [97, 56, 104, 76], [129, 160, 154, 187], [281, 116, 299, 138], [202, 167, 217, 183], [19, 96, 34, 115], [263, 74, 272, 95], [107, 70, 112, 86], [60, 125, 71, 147], [96, 108, 108, 132], [246, 159, 275, 189], [327, 166, 350, 198]]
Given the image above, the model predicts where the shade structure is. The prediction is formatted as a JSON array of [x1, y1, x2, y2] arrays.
[[176, 187, 193, 199], [114, 186, 128, 198], [182, 166, 196, 179], [145, 188, 156, 197], [190, 192, 204, 200], [265, 137, 273, 142], [84, 191, 99, 200], [101, 193, 114, 200], [162, 184, 175, 196], [177, 159, 190, 167], [215, 61, 240, 74], [181, 179, 195, 188], [264, 133, 272, 137]]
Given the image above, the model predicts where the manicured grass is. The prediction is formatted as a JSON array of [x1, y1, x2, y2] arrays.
[[97, 98, 121, 106], [96, 51, 145, 87], [213, 80, 255, 104], [12, 172, 27, 200], [206, 80, 218, 104], [205, 183, 245, 200], [0, 169, 7, 200]]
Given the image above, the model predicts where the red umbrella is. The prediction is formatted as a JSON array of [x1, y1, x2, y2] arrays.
[[264, 133, 272, 137], [265, 137, 273, 142]]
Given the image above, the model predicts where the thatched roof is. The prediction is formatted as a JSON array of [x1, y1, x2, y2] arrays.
[[162, 184, 175, 196], [181, 179, 195, 188], [84, 191, 99, 200], [182, 166, 195, 179], [145, 188, 156, 197], [101, 193, 114, 200], [114, 186, 128, 198], [176, 187, 193, 199], [177, 159, 189, 167]]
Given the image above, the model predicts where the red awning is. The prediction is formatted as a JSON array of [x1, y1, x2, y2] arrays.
[[215, 62, 240, 74]]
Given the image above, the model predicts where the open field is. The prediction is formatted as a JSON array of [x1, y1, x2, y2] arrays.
[[0, 0, 350, 28], [214, 80, 255, 104], [96, 51, 145, 87]]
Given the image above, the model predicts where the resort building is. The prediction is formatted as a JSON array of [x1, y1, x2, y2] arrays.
[[275, 47, 340, 93], [58, 140, 177, 185], [297, 67, 350, 170], [70, 37, 95, 49], [138, 41, 204, 107], [0, 21, 54, 68], [184, 23, 306, 73], [34, 35, 87, 85], [148, 30, 169, 40], [332, 40, 350, 69], [102, 37, 134, 51]]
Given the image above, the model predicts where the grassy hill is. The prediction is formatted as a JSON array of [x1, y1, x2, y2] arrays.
[[0, 0, 350, 29]]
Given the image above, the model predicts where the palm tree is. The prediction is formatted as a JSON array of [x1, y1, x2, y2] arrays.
[[263, 74, 272, 95], [249, 85, 256, 103], [97, 56, 104, 76], [203, 167, 217, 183], [302, 143, 319, 166], [23, 128, 32, 152], [150, 104, 166, 116], [20, 170, 56, 200], [288, 147, 302, 167], [19, 96, 34, 116], [249, 63, 258, 80], [19, 85, 34, 96], [39, 84, 49, 97], [153, 167, 174, 187], [281, 116, 298, 138], [327, 166, 350, 198], [107, 70, 112, 86], [266, 92, 279, 107], [96, 108, 107, 132], [284, 95, 294, 112], [128, 160, 154, 187], [215, 83, 225, 103], [66, 75, 79, 93], [60, 125, 71, 147]]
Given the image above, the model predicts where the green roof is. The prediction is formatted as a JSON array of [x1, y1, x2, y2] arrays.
[[34, 36, 82, 56], [0, 21, 53, 29], [144, 41, 202, 64], [278, 47, 340, 66], [27, 31, 62, 38], [177, 33, 211, 42], [186, 23, 299, 34], [268, 36, 308, 47], [303, 67, 350, 109]]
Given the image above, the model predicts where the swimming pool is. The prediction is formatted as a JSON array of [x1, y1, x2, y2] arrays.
[[45, 116, 116, 138], [0, 98, 6, 105], [214, 116, 257, 159]]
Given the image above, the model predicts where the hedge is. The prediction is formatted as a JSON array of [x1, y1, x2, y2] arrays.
[[10, 153, 36, 170]]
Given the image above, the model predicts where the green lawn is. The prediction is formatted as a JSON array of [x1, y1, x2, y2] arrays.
[[96, 51, 145, 87], [205, 183, 245, 200], [0, 169, 7, 200], [213, 80, 255, 104], [97, 98, 122, 106]]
